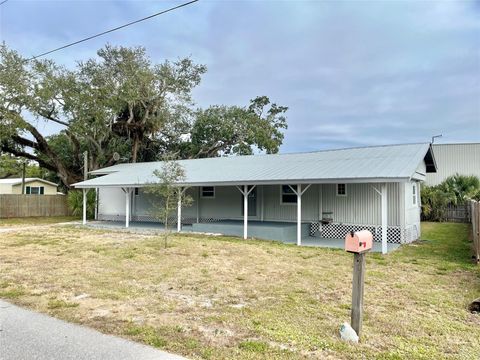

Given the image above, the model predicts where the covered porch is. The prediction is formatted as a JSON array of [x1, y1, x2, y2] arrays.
[[83, 219, 401, 253], [83, 182, 394, 254]]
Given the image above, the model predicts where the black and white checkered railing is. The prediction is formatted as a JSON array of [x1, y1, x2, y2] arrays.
[[97, 214, 224, 225], [309, 222, 417, 244]]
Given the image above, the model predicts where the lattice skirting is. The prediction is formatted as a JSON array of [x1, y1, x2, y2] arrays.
[[97, 214, 224, 225], [404, 224, 420, 244], [309, 222, 407, 244]]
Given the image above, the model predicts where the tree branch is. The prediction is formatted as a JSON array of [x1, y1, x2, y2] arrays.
[[0, 145, 57, 172], [11, 135, 40, 150], [38, 111, 69, 127]]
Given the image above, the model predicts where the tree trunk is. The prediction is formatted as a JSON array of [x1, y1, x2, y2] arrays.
[[164, 213, 169, 249], [132, 133, 139, 163]]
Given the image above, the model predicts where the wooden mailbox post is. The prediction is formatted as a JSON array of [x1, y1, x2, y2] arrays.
[[345, 230, 373, 337]]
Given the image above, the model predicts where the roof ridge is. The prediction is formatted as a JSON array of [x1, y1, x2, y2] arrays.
[[98, 142, 431, 168]]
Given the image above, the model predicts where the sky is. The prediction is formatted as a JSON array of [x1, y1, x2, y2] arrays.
[[0, 0, 479, 153]]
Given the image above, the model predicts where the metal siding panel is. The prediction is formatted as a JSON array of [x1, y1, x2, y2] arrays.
[[405, 181, 421, 227], [132, 187, 197, 219], [387, 183, 401, 226], [199, 186, 244, 219], [134, 186, 245, 220], [322, 183, 400, 226], [98, 183, 402, 226], [263, 185, 319, 222], [98, 187, 126, 216], [426, 143, 480, 185]]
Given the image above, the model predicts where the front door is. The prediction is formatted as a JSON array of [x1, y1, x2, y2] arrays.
[[241, 186, 257, 217]]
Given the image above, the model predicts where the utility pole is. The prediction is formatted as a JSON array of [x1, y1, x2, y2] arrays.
[[21, 162, 26, 195], [82, 151, 88, 225]]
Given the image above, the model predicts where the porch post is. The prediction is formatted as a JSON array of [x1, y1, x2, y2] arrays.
[[243, 184, 248, 239], [196, 187, 200, 223], [297, 184, 302, 246], [260, 186, 264, 222], [125, 188, 131, 228], [177, 188, 182, 232], [381, 183, 388, 254], [82, 189, 87, 225], [94, 188, 99, 220]]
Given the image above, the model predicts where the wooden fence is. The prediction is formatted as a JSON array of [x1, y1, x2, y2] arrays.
[[0, 195, 70, 218], [469, 200, 480, 264], [445, 204, 471, 223]]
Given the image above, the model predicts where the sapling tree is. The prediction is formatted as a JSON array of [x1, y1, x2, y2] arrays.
[[144, 159, 192, 248]]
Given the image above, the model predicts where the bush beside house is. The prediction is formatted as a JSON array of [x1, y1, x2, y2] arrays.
[[421, 174, 480, 221]]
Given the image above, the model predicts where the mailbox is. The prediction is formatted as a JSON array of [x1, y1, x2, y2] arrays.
[[345, 230, 373, 253]]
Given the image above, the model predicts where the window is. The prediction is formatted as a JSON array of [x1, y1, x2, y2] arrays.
[[134, 187, 139, 196], [412, 183, 417, 205], [26, 186, 44, 195], [281, 185, 297, 204], [201, 186, 215, 198], [336, 184, 347, 196]]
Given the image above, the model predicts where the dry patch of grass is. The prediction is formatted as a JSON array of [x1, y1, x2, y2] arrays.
[[0, 222, 479, 359], [0, 216, 78, 227]]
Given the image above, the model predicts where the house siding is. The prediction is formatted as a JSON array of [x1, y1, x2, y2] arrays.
[[11, 181, 57, 195], [320, 183, 401, 226], [404, 181, 421, 242], [0, 181, 57, 195], [98, 187, 126, 218], [98, 182, 405, 229], [97, 181, 420, 243], [426, 143, 480, 186], [263, 185, 319, 222]]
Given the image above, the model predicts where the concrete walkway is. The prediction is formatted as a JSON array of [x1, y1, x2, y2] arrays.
[[0, 300, 186, 360]]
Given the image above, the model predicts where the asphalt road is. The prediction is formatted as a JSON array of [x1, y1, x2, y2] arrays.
[[0, 300, 186, 360]]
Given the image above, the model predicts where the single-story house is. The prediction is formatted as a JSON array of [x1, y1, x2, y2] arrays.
[[0, 178, 59, 195], [425, 143, 480, 186], [73, 143, 437, 254]]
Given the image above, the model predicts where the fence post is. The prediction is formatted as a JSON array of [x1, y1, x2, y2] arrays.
[[470, 200, 480, 265], [472, 201, 480, 265]]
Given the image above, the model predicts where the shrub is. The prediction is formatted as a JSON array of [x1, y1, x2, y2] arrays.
[[421, 174, 480, 221], [421, 185, 456, 221], [67, 189, 96, 219], [439, 174, 480, 204]]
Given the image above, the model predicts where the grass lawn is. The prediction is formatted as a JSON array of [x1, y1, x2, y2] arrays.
[[0, 216, 79, 227], [0, 222, 479, 359]]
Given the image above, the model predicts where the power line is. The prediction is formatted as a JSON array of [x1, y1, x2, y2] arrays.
[[29, 0, 199, 60]]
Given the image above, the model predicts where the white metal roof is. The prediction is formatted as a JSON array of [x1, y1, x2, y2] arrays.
[[0, 178, 58, 187], [73, 143, 436, 188]]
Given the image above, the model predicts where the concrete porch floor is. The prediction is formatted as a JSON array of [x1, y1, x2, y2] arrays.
[[84, 220, 401, 253]]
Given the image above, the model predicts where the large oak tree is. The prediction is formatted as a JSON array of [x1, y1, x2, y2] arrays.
[[0, 44, 288, 188]]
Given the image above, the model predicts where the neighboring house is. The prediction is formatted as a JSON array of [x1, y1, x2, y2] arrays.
[[425, 143, 480, 186], [73, 143, 436, 252], [0, 178, 59, 195]]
